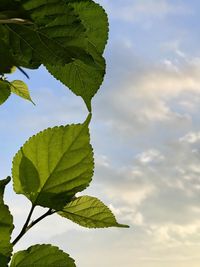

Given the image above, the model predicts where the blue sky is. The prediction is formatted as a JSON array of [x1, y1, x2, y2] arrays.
[[2, 1, 200, 266]]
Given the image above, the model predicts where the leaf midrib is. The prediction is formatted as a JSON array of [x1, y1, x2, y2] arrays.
[[61, 209, 117, 226], [33, 122, 90, 205], [6, 24, 75, 65]]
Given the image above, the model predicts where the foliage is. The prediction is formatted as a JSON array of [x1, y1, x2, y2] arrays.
[[10, 245, 76, 267], [0, 177, 14, 266], [0, 0, 129, 266], [0, 0, 108, 111]]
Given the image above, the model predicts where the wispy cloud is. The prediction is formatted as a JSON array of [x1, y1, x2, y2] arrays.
[[95, 47, 200, 141]]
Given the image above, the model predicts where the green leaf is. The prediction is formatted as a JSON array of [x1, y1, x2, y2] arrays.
[[0, 40, 15, 74], [46, 45, 105, 112], [0, 205, 13, 266], [3, 23, 91, 67], [8, 66, 17, 74], [46, 0, 109, 111], [0, 0, 93, 69], [0, 80, 11, 105], [10, 80, 34, 104], [0, 177, 10, 203], [68, 0, 109, 54], [0, 177, 14, 267], [10, 244, 76, 267], [0, 0, 108, 109], [19, 0, 93, 63], [58, 196, 129, 228], [12, 115, 94, 210]]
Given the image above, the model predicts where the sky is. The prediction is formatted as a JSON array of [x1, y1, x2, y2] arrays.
[[1, 0, 200, 266]]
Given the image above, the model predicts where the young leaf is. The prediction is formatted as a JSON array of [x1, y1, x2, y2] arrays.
[[12, 115, 94, 210], [10, 244, 76, 267], [0, 79, 11, 105], [46, 0, 109, 111], [58, 196, 129, 228], [0, 177, 14, 267], [10, 80, 34, 104]]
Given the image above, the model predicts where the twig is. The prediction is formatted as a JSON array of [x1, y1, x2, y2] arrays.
[[26, 209, 54, 231], [12, 207, 55, 246], [12, 204, 35, 246]]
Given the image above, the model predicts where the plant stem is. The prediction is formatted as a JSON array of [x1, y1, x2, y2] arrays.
[[12, 204, 35, 246], [26, 209, 54, 231], [12, 207, 55, 246]]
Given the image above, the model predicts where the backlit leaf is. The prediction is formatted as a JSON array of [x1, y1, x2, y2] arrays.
[[10, 244, 76, 267], [0, 177, 14, 267], [0, 0, 108, 107], [0, 176, 10, 203], [46, 0, 109, 111], [58, 196, 129, 228], [46, 44, 105, 112], [68, 0, 109, 54], [0, 79, 11, 105], [12, 115, 94, 210], [0, 0, 92, 69], [3, 23, 90, 67], [10, 80, 34, 104]]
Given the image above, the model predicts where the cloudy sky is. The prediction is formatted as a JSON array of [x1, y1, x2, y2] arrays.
[[1, 0, 200, 266]]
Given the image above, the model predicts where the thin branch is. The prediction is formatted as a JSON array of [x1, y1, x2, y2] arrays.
[[17, 67, 30, 79], [27, 209, 54, 231], [12, 207, 54, 246], [12, 204, 35, 246]]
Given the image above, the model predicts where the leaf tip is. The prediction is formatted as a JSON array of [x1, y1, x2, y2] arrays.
[[85, 99, 92, 112], [6, 176, 11, 184], [0, 176, 11, 188], [31, 99, 36, 105]]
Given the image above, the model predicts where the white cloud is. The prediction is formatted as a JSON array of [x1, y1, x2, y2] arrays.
[[136, 149, 164, 164], [95, 154, 110, 167], [95, 52, 200, 141], [180, 132, 200, 144], [150, 221, 200, 246]]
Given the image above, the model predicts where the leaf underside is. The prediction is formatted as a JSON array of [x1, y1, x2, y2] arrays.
[[0, 0, 109, 110], [0, 80, 11, 105], [46, 0, 109, 111], [10, 244, 76, 267], [0, 177, 14, 267], [58, 195, 129, 228], [10, 80, 34, 104], [12, 115, 94, 210]]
